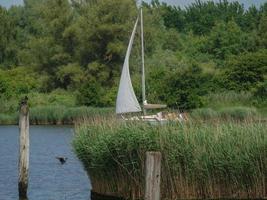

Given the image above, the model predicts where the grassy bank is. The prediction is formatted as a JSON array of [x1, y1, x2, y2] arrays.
[[0, 104, 265, 125], [0, 90, 265, 125], [0, 106, 113, 125], [73, 118, 267, 199], [191, 106, 262, 121]]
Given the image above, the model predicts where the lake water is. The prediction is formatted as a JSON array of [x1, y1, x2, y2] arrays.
[[0, 126, 91, 200]]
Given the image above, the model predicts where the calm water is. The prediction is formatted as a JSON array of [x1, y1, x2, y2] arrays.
[[0, 126, 91, 200]]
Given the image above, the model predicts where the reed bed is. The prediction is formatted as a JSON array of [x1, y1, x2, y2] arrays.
[[204, 92, 253, 108], [0, 113, 18, 125], [30, 106, 113, 125], [0, 106, 113, 125], [73, 118, 267, 200], [191, 106, 260, 121]]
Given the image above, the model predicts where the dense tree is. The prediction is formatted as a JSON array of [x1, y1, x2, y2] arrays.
[[258, 15, 267, 48], [162, 65, 206, 109], [223, 50, 267, 91], [77, 80, 104, 106], [201, 20, 256, 60], [184, 0, 245, 34], [56, 63, 83, 90], [0, 0, 266, 109], [0, 6, 14, 67]]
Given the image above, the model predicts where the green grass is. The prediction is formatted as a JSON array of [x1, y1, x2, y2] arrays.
[[0, 113, 18, 125], [203, 91, 253, 108], [30, 106, 113, 125], [191, 106, 261, 121], [73, 118, 267, 199], [218, 106, 259, 120], [0, 105, 113, 125], [27, 90, 76, 107], [0, 90, 113, 125], [191, 108, 219, 120]]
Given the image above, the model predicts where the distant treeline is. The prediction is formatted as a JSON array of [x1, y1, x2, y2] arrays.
[[0, 0, 266, 111]]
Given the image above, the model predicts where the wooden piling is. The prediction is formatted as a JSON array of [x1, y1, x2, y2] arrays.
[[145, 151, 161, 200], [18, 97, 29, 199]]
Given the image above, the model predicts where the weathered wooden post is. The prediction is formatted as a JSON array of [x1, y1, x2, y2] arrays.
[[18, 96, 29, 199], [145, 151, 161, 200]]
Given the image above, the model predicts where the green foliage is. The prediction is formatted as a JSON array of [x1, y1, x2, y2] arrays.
[[218, 106, 258, 120], [163, 65, 206, 109], [0, 97, 18, 114], [253, 80, 267, 107], [159, 3, 185, 31], [258, 14, 267, 48], [201, 20, 256, 59], [203, 91, 253, 108], [77, 80, 104, 106], [162, 28, 183, 51], [184, 0, 245, 34], [0, 113, 17, 125], [0, 75, 11, 98], [191, 108, 218, 120], [73, 0, 137, 67], [253, 80, 267, 99], [0, 89, 75, 114], [223, 50, 267, 91], [0, 67, 40, 96], [0, 0, 266, 110], [30, 105, 113, 124], [27, 90, 76, 107], [56, 63, 83, 89], [192, 106, 260, 121], [0, 6, 17, 67]]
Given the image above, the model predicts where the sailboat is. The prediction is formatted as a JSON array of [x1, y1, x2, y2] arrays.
[[116, 8, 169, 122]]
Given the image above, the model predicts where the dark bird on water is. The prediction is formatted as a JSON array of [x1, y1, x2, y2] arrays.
[[56, 157, 68, 164]]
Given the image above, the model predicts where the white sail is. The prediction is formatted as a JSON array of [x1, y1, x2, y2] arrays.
[[116, 18, 141, 114]]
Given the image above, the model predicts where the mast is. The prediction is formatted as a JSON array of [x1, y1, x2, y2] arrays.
[[140, 8, 146, 115]]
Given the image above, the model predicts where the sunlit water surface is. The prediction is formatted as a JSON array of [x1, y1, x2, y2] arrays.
[[0, 126, 91, 200]]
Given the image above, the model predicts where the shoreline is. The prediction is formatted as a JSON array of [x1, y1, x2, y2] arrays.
[[0, 121, 74, 126]]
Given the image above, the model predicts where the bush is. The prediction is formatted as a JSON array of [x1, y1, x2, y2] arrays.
[[27, 90, 76, 107], [0, 96, 19, 113], [76, 80, 104, 107], [0, 67, 41, 95], [56, 63, 83, 90], [162, 65, 207, 110], [223, 50, 267, 91], [0, 78, 11, 98], [252, 80, 267, 107], [201, 20, 256, 59], [253, 80, 267, 99]]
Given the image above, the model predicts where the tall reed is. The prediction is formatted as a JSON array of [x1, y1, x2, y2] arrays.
[[30, 106, 113, 124], [73, 118, 267, 199], [191, 106, 260, 121], [0, 113, 18, 125]]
